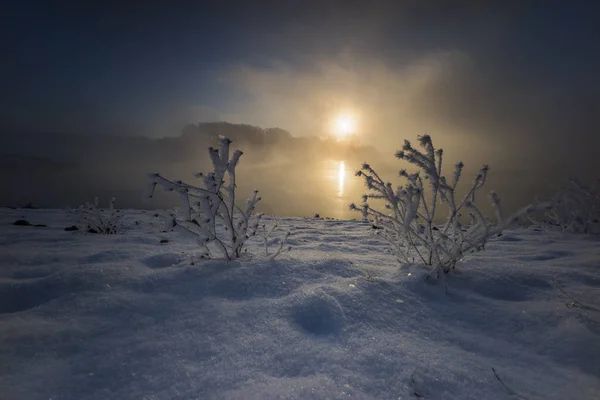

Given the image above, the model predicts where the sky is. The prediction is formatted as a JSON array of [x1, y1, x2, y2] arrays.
[[1, 2, 598, 134], [1, 0, 600, 179]]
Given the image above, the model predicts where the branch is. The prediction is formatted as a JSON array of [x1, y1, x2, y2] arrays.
[[553, 278, 600, 312], [492, 368, 528, 400]]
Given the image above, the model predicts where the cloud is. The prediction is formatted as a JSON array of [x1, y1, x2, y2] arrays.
[[214, 47, 599, 177], [222, 52, 468, 145]]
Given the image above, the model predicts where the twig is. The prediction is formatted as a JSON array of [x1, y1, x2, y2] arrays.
[[360, 268, 375, 281], [410, 369, 425, 399], [492, 368, 527, 399], [553, 278, 600, 312]]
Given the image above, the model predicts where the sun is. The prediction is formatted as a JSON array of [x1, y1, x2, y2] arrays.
[[332, 113, 357, 139]]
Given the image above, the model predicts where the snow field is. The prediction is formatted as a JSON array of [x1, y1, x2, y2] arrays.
[[1, 208, 599, 399]]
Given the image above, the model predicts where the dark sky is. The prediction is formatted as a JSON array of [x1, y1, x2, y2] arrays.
[[1, 0, 599, 152]]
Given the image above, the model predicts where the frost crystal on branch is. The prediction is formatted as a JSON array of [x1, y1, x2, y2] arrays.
[[351, 135, 533, 280], [76, 197, 123, 234], [258, 218, 292, 259], [541, 178, 600, 234], [144, 136, 287, 261]]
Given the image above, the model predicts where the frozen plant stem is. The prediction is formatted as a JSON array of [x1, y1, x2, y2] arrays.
[[144, 136, 288, 261], [553, 278, 600, 312], [492, 368, 528, 400], [351, 135, 537, 280], [259, 219, 291, 259], [541, 178, 599, 234], [76, 197, 123, 234]]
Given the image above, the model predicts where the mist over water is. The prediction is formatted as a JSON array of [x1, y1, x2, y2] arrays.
[[0, 123, 595, 219], [2, 2, 599, 223], [0, 125, 368, 218]]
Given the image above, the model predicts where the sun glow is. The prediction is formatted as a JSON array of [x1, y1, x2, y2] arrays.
[[332, 113, 357, 139], [337, 161, 345, 197]]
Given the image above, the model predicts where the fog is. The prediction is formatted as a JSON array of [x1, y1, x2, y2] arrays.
[[1, 120, 593, 219], [3, 51, 598, 218], [2, 2, 598, 218], [218, 52, 599, 171], [0, 124, 373, 217]]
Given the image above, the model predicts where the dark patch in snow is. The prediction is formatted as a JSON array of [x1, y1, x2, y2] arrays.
[[290, 289, 346, 335], [311, 261, 363, 278], [473, 286, 532, 302], [0, 270, 101, 314], [323, 221, 345, 226], [0, 281, 60, 313], [0, 266, 122, 314], [496, 235, 523, 242], [292, 225, 316, 230], [517, 250, 573, 261], [455, 274, 550, 302], [10, 267, 54, 280], [84, 250, 134, 264], [513, 275, 552, 289], [140, 253, 181, 269], [317, 243, 347, 252]]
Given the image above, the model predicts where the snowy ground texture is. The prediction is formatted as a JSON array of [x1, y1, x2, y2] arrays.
[[1, 208, 600, 400]]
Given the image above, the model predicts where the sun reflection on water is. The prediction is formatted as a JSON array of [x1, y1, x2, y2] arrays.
[[324, 159, 351, 218]]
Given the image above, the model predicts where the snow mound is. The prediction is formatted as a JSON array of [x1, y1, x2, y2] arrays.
[[290, 288, 347, 335]]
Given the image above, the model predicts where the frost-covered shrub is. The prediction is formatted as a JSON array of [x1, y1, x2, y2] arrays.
[[144, 136, 288, 261], [351, 135, 533, 279], [258, 219, 291, 259], [76, 197, 123, 234], [542, 178, 599, 234]]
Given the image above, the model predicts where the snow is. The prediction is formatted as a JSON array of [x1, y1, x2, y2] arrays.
[[1, 208, 599, 400]]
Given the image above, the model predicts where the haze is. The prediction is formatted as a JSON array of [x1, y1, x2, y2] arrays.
[[1, 1, 599, 217]]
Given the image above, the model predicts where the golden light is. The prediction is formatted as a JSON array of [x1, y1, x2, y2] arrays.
[[332, 113, 357, 139], [337, 161, 346, 197]]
